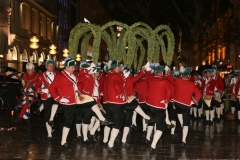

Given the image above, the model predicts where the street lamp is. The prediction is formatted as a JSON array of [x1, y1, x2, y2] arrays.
[[29, 36, 39, 49], [76, 54, 81, 61], [49, 44, 57, 55], [63, 48, 69, 57]]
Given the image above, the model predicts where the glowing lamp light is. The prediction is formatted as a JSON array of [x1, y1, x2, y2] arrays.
[[29, 42, 39, 49], [49, 44, 57, 50], [63, 48, 69, 57], [30, 36, 39, 43], [49, 49, 57, 55], [76, 54, 81, 61]]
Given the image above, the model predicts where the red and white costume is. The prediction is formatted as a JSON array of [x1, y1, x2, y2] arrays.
[[49, 70, 79, 105], [146, 74, 172, 109]]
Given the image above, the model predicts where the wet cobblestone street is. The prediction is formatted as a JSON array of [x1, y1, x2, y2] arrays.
[[0, 110, 240, 160]]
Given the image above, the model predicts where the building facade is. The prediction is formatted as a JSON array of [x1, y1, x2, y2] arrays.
[[0, 0, 60, 72]]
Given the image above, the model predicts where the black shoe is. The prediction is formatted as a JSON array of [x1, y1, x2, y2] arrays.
[[171, 134, 174, 138], [181, 142, 186, 148], [106, 145, 118, 154], [89, 134, 98, 142], [61, 143, 72, 151], [209, 121, 213, 125], [166, 124, 175, 129], [203, 120, 209, 125], [101, 119, 114, 126], [33, 109, 41, 115], [238, 120, 240, 124], [131, 125, 141, 131], [145, 117, 155, 124], [220, 114, 224, 119], [149, 147, 159, 154], [145, 139, 151, 144], [83, 139, 93, 144], [142, 130, 147, 134], [15, 117, 22, 123], [198, 117, 202, 120], [216, 118, 221, 122], [102, 141, 108, 147], [76, 136, 82, 142], [122, 142, 130, 147], [48, 121, 54, 127], [47, 137, 52, 143]]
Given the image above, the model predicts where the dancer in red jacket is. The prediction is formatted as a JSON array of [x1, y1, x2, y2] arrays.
[[202, 69, 217, 125], [172, 66, 201, 147], [49, 57, 78, 151], [146, 64, 172, 153], [212, 65, 224, 122], [34, 59, 60, 142], [121, 65, 153, 146]]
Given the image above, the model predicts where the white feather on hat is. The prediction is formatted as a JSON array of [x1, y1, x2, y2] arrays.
[[180, 66, 185, 73], [107, 60, 112, 70], [164, 66, 170, 72]]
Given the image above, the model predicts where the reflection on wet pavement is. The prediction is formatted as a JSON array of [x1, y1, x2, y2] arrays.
[[0, 112, 240, 159]]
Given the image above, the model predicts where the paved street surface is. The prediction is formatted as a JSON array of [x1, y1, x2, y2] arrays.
[[0, 110, 240, 160]]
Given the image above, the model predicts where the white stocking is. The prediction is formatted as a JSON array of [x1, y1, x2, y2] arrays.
[[49, 104, 58, 121], [146, 126, 153, 140], [193, 107, 197, 118], [103, 126, 111, 143], [39, 103, 44, 112], [91, 105, 105, 121], [182, 126, 188, 143], [205, 110, 210, 121], [177, 114, 183, 127], [210, 110, 214, 121], [90, 119, 100, 135], [171, 120, 176, 135], [132, 111, 137, 126], [46, 122, 52, 137], [76, 124, 81, 137], [108, 128, 119, 147], [121, 127, 130, 143], [151, 130, 162, 149], [88, 116, 96, 131], [135, 106, 150, 120], [61, 127, 70, 145], [142, 118, 147, 131], [82, 124, 89, 141], [165, 109, 171, 125]]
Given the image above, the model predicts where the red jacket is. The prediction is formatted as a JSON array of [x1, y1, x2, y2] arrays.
[[123, 70, 144, 97], [105, 71, 126, 104], [194, 80, 203, 93], [165, 74, 176, 101], [102, 74, 108, 104], [98, 73, 106, 94], [146, 75, 172, 109], [134, 77, 147, 103], [203, 78, 216, 97], [34, 70, 60, 100], [172, 78, 202, 106], [229, 78, 240, 98], [49, 70, 78, 105], [77, 69, 94, 96], [213, 74, 224, 93]]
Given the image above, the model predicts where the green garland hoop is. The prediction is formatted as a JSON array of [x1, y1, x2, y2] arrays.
[[68, 21, 175, 66]]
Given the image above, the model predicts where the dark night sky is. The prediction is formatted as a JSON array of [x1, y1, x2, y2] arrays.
[[100, 0, 232, 40]]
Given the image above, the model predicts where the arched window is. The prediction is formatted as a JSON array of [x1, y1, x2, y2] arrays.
[[12, 46, 18, 60], [22, 49, 28, 62], [38, 52, 45, 65]]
